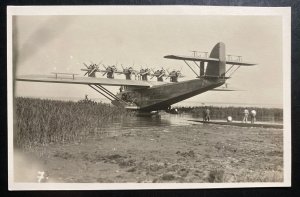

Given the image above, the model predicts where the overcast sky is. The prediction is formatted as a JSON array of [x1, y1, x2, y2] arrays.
[[14, 15, 283, 107]]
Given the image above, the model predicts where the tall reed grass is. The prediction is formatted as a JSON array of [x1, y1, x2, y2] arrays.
[[14, 97, 132, 149], [177, 106, 283, 122]]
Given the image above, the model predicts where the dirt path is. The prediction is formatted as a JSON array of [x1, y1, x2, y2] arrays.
[[14, 124, 283, 183]]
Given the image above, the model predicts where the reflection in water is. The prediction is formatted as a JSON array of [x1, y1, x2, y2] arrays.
[[104, 114, 199, 130]]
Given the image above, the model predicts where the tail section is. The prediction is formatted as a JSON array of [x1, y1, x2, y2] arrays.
[[205, 42, 226, 77]]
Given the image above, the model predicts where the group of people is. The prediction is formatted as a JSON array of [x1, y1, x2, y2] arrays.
[[201, 107, 257, 124], [243, 108, 257, 124]]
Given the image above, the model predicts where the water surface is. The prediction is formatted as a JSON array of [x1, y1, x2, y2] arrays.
[[102, 113, 282, 133]]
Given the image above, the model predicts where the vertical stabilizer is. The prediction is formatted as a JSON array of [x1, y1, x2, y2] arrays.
[[205, 42, 226, 77]]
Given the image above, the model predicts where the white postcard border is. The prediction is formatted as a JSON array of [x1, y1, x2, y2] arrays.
[[7, 5, 291, 190]]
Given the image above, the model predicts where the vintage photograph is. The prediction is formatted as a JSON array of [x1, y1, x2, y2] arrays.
[[7, 6, 291, 189]]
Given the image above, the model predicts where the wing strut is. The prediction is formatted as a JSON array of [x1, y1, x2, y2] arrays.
[[228, 65, 241, 77], [89, 84, 126, 105], [89, 85, 113, 101], [183, 60, 199, 77], [95, 84, 121, 102], [225, 65, 235, 75], [193, 61, 200, 69]]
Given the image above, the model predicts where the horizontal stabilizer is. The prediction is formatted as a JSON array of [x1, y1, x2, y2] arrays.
[[16, 74, 151, 87], [164, 55, 219, 63], [225, 60, 256, 66], [164, 55, 256, 66]]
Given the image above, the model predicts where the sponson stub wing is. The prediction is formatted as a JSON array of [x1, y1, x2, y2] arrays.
[[164, 55, 256, 66], [16, 74, 151, 87], [210, 88, 236, 91]]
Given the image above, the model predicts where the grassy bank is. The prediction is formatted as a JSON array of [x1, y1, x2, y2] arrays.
[[14, 97, 132, 149], [176, 106, 283, 122]]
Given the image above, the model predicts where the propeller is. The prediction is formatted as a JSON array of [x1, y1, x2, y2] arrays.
[[165, 67, 184, 81], [165, 68, 170, 79], [97, 61, 103, 67], [82, 62, 101, 76], [100, 63, 108, 76], [158, 68, 166, 78], [150, 68, 159, 79], [150, 68, 166, 80], [129, 67, 139, 76], [158, 73, 165, 79], [82, 63, 92, 76], [102, 65, 115, 76], [139, 67, 150, 75]]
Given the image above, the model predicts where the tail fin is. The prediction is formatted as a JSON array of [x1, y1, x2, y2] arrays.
[[205, 42, 226, 77]]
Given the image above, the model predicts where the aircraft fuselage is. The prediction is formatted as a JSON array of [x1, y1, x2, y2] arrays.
[[116, 78, 225, 111]]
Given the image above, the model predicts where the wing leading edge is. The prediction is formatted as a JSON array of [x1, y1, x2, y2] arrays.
[[16, 74, 151, 87]]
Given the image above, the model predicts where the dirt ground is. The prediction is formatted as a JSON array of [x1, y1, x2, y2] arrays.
[[14, 123, 283, 183]]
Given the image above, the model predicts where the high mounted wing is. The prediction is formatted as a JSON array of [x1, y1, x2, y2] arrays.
[[164, 55, 256, 66], [16, 74, 151, 87]]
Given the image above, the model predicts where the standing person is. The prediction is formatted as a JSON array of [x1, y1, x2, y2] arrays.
[[250, 109, 257, 124], [202, 108, 207, 122], [205, 107, 211, 122], [243, 108, 249, 123]]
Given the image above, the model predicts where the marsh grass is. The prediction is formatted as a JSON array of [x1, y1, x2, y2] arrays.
[[14, 97, 133, 149]]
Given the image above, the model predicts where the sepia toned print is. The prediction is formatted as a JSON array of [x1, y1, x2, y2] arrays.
[[7, 6, 291, 190]]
